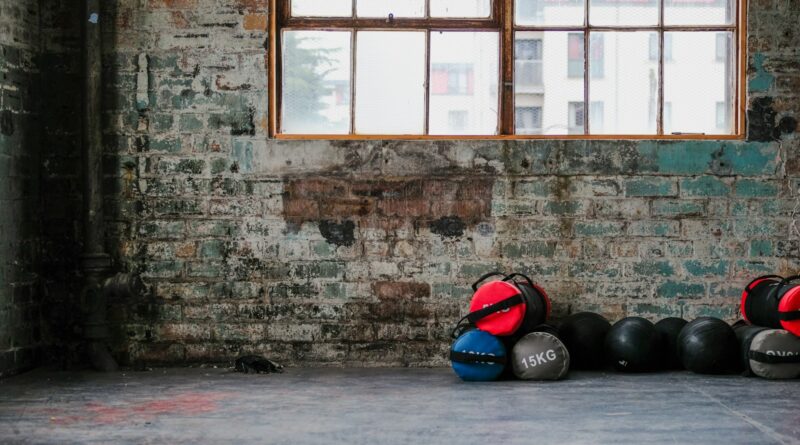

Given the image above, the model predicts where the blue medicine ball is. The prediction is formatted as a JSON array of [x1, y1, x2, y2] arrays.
[[450, 329, 507, 381]]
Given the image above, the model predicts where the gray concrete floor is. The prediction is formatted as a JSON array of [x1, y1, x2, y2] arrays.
[[0, 368, 798, 444]]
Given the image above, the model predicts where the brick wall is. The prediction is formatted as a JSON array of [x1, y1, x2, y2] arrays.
[[0, 0, 42, 377], [101, 0, 800, 367]]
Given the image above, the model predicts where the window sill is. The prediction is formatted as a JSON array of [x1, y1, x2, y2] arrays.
[[271, 133, 745, 141]]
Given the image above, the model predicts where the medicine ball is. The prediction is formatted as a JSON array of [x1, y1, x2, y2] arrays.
[[558, 312, 611, 370], [450, 329, 507, 381], [677, 317, 739, 374], [451, 271, 550, 338], [604, 317, 660, 372], [740, 275, 800, 337], [655, 317, 688, 370], [511, 331, 570, 380]]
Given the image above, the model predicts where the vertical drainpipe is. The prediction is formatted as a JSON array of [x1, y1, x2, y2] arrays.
[[81, 0, 118, 372]]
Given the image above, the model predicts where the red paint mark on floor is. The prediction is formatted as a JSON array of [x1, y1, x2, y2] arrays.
[[38, 391, 231, 425]]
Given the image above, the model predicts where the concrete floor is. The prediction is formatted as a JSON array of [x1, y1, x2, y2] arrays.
[[0, 368, 798, 444]]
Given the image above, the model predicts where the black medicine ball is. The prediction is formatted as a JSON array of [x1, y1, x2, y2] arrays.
[[557, 312, 611, 370], [604, 317, 661, 372], [655, 317, 688, 370], [677, 317, 739, 374]]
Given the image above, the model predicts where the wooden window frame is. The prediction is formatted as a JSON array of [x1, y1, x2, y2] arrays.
[[268, 0, 746, 141]]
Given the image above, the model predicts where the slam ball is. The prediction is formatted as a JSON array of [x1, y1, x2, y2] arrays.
[[558, 312, 611, 370], [604, 317, 661, 372], [655, 317, 688, 370], [677, 317, 739, 374]]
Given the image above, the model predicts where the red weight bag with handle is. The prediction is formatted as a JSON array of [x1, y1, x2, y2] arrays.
[[451, 272, 551, 339], [741, 275, 800, 337]]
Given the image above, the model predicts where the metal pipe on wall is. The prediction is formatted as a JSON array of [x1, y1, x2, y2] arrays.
[[81, 0, 118, 372]]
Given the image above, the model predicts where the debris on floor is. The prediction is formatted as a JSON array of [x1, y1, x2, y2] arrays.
[[234, 355, 284, 374]]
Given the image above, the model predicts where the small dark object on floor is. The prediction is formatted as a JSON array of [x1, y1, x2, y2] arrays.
[[234, 355, 284, 374]]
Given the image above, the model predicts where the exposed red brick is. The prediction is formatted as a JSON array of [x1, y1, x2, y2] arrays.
[[233, 0, 268, 11], [284, 199, 319, 218], [283, 177, 494, 230], [372, 282, 431, 300], [243, 14, 267, 31], [148, 0, 198, 9], [170, 11, 191, 29]]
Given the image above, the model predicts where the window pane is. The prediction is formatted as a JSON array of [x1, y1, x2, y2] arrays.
[[357, 0, 425, 17], [515, 0, 584, 26], [589, 32, 658, 134], [664, 32, 734, 135], [292, 0, 352, 17], [282, 31, 352, 134], [665, 0, 734, 25], [515, 31, 584, 135], [355, 32, 425, 134], [590, 0, 658, 26], [431, 0, 492, 17], [429, 32, 499, 135]]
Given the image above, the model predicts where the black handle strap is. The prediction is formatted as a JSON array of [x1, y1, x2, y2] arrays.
[[450, 293, 525, 339], [778, 311, 800, 321], [449, 350, 507, 365], [744, 275, 783, 292], [471, 271, 506, 291], [748, 350, 800, 364], [465, 294, 524, 324], [503, 272, 535, 289], [780, 275, 800, 286]]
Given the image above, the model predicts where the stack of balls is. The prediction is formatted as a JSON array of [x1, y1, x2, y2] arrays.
[[450, 272, 800, 381]]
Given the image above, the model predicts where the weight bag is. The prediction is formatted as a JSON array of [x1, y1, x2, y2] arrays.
[[677, 317, 739, 374], [740, 275, 800, 336], [511, 331, 570, 380], [655, 317, 688, 370], [499, 324, 560, 380], [558, 312, 611, 370], [451, 271, 551, 338], [604, 317, 660, 372], [734, 323, 800, 379], [450, 329, 507, 382]]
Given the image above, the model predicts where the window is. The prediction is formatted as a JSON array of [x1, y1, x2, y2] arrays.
[[568, 102, 585, 135], [449, 110, 469, 131], [590, 101, 604, 133], [715, 32, 729, 62], [432, 64, 475, 96], [567, 33, 583, 78], [649, 33, 673, 61], [515, 39, 543, 86], [515, 106, 542, 134], [270, 0, 743, 138], [716, 101, 729, 129]]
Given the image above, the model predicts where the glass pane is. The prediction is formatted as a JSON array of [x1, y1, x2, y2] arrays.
[[355, 32, 425, 134], [429, 32, 499, 135], [357, 0, 425, 17], [589, 32, 658, 134], [515, 0, 584, 26], [590, 0, 658, 26], [515, 31, 584, 135], [292, 0, 352, 17], [665, 0, 734, 25], [282, 31, 352, 134], [664, 32, 735, 135], [431, 0, 492, 18]]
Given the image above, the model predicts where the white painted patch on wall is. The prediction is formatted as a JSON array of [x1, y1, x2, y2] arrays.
[[89, 13, 99, 24], [136, 54, 150, 110]]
